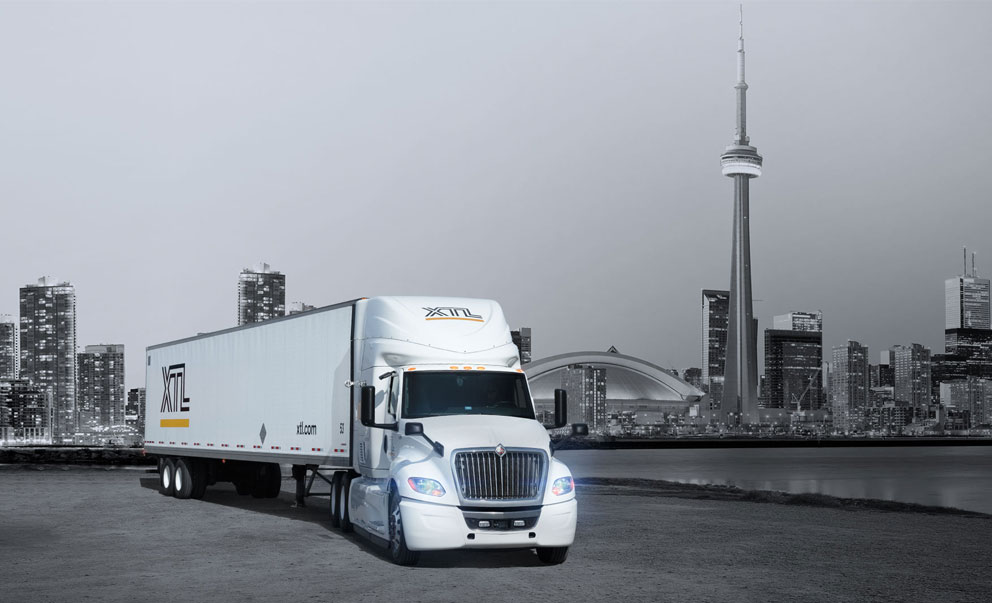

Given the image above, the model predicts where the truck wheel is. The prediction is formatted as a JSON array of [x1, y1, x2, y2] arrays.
[[174, 459, 194, 499], [252, 463, 282, 499], [536, 546, 569, 564], [190, 459, 208, 499], [338, 474, 353, 533], [329, 473, 343, 528], [388, 485, 419, 566], [159, 458, 176, 496]]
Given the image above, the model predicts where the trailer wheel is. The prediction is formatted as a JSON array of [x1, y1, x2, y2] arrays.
[[252, 463, 282, 499], [174, 459, 194, 499], [536, 546, 569, 564], [338, 474, 353, 533], [329, 473, 343, 528], [190, 459, 208, 499], [159, 458, 176, 497], [388, 484, 419, 566]]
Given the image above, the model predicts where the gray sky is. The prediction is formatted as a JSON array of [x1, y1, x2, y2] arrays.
[[1, 1, 990, 389]]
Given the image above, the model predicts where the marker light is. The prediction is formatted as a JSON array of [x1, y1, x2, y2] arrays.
[[408, 477, 446, 497], [552, 476, 574, 496]]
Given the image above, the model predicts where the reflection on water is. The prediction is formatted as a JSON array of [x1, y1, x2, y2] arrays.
[[557, 446, 992, 514]]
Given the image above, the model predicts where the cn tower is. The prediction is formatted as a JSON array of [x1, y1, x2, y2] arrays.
[[720, 6, 762, 426]]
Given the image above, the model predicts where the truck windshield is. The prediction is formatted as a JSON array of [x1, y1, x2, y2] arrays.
[[402, 371, 535, 420]]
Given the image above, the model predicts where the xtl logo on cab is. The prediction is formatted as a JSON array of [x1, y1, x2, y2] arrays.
[[161, 364, 190, 413], [422, 307, 484, 322]]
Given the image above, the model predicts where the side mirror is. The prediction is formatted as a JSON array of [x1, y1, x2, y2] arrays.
[[553, 389, 568, 429], [572, 423, 589, 437], [405, 422, 424, 436], [360, 385, 376, 427]]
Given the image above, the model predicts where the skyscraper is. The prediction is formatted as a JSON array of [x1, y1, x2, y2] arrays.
[[0, 315, 17, 380], [237, 263, 286, 326], [126, 387, 146, 434], [560, 364, 606, 430], [0, 379, 50, 443], [720, 9, 763, 426], [77, 344, 126, 428], [701, 289, 729, 411], [772, 311, 822, 333], [945, 252, 991, 354], [19, 277, 77, 443], [511, 327, 532, 364], [893, 343, 932, 419], [764, 328, 823, 410], [831, 341, 870, 433]]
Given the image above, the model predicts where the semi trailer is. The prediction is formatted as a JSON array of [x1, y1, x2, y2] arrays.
[[144, 296, 580, 565]]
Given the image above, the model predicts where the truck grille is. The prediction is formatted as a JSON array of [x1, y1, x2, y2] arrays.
[[453, 449, 545, 501]]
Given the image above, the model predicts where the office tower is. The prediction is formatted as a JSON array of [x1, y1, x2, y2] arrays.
[[939, 378, 992, 428], [560, 364, 606, 430], [877, 350, 895, 387], [772, 311, 822, 333], [237, 263, 286, 326], [702, 289, 729, 410], [831, 341, 870, 433], [720, 8, 763, 426], [0, 379, 50, 443], [0, 315, 17, 379], [19, 277, 77, 443], [893, 344, 932, 418], [511, 328, 532, 364], [288, 301, 315, 315], [764, 328, 823, 410], [126, 387, 146, 434], [77, 344, 125, 428], [945, 251, 991, 354]]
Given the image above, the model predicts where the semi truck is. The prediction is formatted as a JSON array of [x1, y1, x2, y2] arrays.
[[143, 296, 580, 565]]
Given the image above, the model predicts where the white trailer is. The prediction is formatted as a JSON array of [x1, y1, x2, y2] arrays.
[[145, 296, 580, 565]]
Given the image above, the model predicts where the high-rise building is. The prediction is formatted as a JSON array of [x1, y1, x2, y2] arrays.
[[511, 328, 532, 365], [720, 9, 763, 426], [0, 315, 17, 380], [701, 289, 729, 411], [876, 350, 895, 387], [764, 329, 823, 410], [288, 301, 315, 315], [893, 343, 932, 418], [237, 263, 286, 326], [77, 344, 126, 428], [831, 341, 870, 433], [939, 378, 992, 428], [19, 277, 77, 443], [0, 379, 51, 443], [560, 364, 606, 430], [944, 252, 991, 355], [772, 311, 822, 333], [126, 387, 146, 434]]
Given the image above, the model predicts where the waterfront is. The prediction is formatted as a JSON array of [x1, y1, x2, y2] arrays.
[[558, 446, 992, 515]]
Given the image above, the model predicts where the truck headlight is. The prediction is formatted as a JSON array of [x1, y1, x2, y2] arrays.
[[552, 476, 574, 496], [407, 477, 446, 497]]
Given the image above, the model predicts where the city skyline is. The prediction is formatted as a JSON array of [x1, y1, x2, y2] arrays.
[[1, 3, 991, 389]]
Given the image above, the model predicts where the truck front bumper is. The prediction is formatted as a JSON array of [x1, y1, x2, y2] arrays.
[[399, 498, 577, 551]]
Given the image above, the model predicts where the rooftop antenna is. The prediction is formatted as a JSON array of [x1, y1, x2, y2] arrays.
[[963, 246, 968, 277], [973, 252, 977, 278]]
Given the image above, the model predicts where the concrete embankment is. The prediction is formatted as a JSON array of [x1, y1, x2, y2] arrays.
[[0, 446, 154, 466]]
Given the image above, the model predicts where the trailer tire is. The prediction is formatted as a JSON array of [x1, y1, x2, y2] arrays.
[[174, 458, 194, 499], [329, 473, 343, 528], [536, 546, 569, 564], [338, 474, 353, 533], [388, 485, 419, 566], [159, 458, 176, 497], [252, 463, 282, 499], [190, 459, 208, 499]]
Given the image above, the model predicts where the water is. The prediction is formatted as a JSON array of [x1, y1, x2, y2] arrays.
[[557, 446, 992, 515]]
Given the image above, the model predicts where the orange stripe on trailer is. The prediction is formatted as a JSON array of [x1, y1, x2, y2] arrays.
[[160, 418, 190, 428]]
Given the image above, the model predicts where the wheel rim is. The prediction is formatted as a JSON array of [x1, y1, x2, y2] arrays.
[[389, 494, 402, 556], [175, 466, 184, 492], [163, 465, 172, 490]]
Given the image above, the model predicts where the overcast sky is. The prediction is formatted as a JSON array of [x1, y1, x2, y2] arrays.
[[1, 1, 990, 388]]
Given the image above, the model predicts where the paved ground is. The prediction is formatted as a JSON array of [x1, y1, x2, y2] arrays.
[[1, 466, 989, 603]]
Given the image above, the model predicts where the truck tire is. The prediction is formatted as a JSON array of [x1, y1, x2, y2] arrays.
[[174, 458, 194, 499], [388, 485, 419, 566], [338, 474, 353, 533], [159, 458, 176, 497], [190, 459, 208, 499], [536, 546, 569, 564], [252, 463, 282, 499], [329, 473, 343, 528]]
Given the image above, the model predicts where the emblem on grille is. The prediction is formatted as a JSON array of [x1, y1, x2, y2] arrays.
[[495, 443, 506, 457]]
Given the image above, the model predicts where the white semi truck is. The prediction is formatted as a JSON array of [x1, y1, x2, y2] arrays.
[[144, 296, 581, 565]]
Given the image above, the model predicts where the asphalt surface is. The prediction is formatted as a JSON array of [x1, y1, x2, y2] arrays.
[[1, 467, 989, 603]]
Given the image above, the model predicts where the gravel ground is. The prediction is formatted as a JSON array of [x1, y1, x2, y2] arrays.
[[1, 467, 989, 603]]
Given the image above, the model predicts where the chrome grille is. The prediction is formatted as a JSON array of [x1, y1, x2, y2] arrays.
[[453, 449, 545, 501]]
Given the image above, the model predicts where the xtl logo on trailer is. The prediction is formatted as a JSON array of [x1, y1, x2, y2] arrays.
[[423, 307, 484, 322], [161, 364, 190, 413]]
